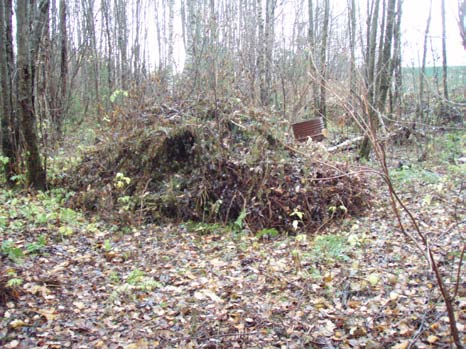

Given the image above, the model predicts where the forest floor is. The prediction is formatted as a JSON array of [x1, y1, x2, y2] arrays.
[[0, 133, 465, 349]]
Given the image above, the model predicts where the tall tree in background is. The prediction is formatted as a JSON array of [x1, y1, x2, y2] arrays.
[[347, 0, 357, 111], [440, 0, 449, 101], [318, 0, 330, 123], [308, 0, 318, 117], [84, 0, 100, 108], [101, 0, 115, 96], [359, 0, 381, 159], [391, 0, 403, 118], [58, 0, 68, 135], [167, 0, 175, 77], [460, 0, 466, 49], [418, 0, 432, 122], [16, 0, 49, 190], [0, 0, 18, 184], [360, 0, 400, 160], [307, 0, 330, 122], [260, 0, 277, 106], [38, 0, 68, 143], [113, 0, 128, 89]]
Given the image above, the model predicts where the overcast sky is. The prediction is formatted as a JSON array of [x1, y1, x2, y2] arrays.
[[140, 0, 465, 70], [401, 0, 465, 66]]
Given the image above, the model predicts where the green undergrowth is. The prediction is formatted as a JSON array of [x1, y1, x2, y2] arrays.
[[390, 130, 465, 186], [390, 165, 441, 185], [0, 186, 116, 264]]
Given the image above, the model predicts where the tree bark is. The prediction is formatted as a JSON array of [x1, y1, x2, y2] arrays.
[[262, 0, 276, 106], [440, 0, 448, 101], [116, 0, 128, 89], [360, 0, 399, 160], [102, 0, 114, 96], [55, 0, 67, 140], [347, 0, 357, 109], [308, 0, 318, 118], [418, 0, 432, 122], [0, 0, 17, 184], [16, 0, 48, 190], [319, 0, 330, 124], [460, 1, 466, 49], [391, 0, 403, 119], [360, 0, 381, 160]]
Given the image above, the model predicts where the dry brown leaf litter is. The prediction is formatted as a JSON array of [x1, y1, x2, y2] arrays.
[[1, 170, 464, 348]]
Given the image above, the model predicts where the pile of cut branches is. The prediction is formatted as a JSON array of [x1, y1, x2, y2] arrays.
[[62, 99, 371, 233]]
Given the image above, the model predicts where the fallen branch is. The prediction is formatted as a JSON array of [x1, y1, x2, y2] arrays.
[[327, 136, 364, 152]]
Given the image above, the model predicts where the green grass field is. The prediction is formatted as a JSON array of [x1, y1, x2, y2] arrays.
[[402, 66, 466, 94]]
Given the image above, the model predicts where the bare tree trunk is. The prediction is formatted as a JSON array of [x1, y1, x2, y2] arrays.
[[460, 1, 466, 49], [377, 0, 398, 110], [116, 0, 128, 89], [391, 0, 403, 119], [102, 0, 114, 96], [85, 0, 100, 106], [132, 0, 142, 84], [440, 0, 448, 101], [5, 0, 18, 159], [0, 0, 17, 184], [56, 0, 67, 140], [308, 0, 318, 118], [168, 0, 175, 76], [360, 0, 399, 160], [257, 0, 265, 105], [262, 0, 276, 106], [209, 0, 218, 109], [360, 0, 381, 160], [319, 0, 330, 123], [16, 0, 48, 190], [418, 0, 432, 122], [348, 0, 357, 108], [365, 0, 379, 103]]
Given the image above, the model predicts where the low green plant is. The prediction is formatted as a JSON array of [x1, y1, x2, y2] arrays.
[[1, 240, 24, 263], [328, 205, 347, 218], [184, 221, 225, 235], [5, 270, 23, 288], [59, 207, 80, 224], [233, 208, 247, 233], [0, 215, 7, 230], [312, 234, 349, 262], [25, 234, 47, 255], [58, 225, 74, 238], [103, 239, 112, 252], [390, 165, 440, 185], [438, 132, 464, 162], [126, 268, 162, 291], [109, 89, 128, 104], [0, 155, 9, 181], [10, 174, 26, 185], [110, 268, 163, 301], [117, 195, 133, 211], [109, 271, 120, 284], [0, 155, 9, 166], [255, 228, 279, 240], [114, 172, 131, 189], [290, 208, 304, 231]]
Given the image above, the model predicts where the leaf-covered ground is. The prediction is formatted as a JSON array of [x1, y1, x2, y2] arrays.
[[1, 141, 465, 348]]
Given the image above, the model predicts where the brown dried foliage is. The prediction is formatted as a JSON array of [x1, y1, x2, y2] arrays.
[[62, 99, 371, 232]]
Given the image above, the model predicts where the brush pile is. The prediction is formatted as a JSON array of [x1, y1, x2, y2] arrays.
[[63, 98, 371, 233]]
